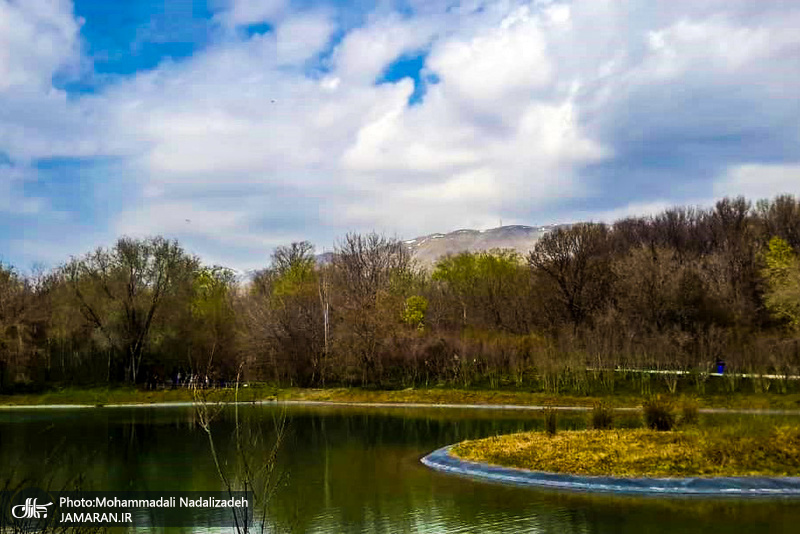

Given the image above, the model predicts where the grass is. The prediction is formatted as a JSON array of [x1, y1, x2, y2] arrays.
[[3, 384, 800, 411], [0, 385, 270, 406], [452, 424, 800, 478], [273, 387, 800, 411]]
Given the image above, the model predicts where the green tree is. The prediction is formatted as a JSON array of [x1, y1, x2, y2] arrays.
[[64, 237, 199, 383], [188, 266, 238, 376], [433, 250, 530, 332], [762, 236, 800, 330], [401, 295, 428, 330], [432, 252, 477, 325]]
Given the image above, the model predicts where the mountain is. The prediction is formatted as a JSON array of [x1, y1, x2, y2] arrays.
[[404, 224, 568, 268], [316, 224, 569, 269]]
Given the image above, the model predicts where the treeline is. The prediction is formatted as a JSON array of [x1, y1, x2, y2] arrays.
[[1, 195, 800, 393]]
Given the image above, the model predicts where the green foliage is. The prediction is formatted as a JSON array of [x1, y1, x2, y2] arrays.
[[589, 402, 614, 430], [191, 266, 235, 320], [643, 396, 676, 431], [432, 252, 478, 289], [764, 236, 796, 273], [272, 261, 316, 302], [762, 236, 800, 330], [432, 250, 528, 331], [189, 266, 237, 372], [433, 250, 521, 287], [401, 295, 428, 330], [267, 241, 318, 305]]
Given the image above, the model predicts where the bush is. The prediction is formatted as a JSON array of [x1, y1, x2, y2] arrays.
[[589, 402, 614, 430], [680, 400, 700, 426], [543, 407, 558, 436], [643, 396, 675, 431]]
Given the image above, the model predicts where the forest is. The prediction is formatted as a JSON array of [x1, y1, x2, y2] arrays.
[[1, 195, 799, 394]]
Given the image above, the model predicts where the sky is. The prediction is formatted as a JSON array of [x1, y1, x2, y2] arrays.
[[1, 0, 799, 272]]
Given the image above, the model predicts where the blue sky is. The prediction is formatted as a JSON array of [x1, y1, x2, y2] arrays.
[[2, 0, 799, 272]]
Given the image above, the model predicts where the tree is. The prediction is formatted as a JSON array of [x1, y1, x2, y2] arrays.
[[331, 233, 413, 385], [271, 241, 315, 276], [241, 242, 326, 386], [431, 252, 477, 326], [269, 242, 325, 386], [756, 195, 800, 251], [0, 264, 33, 388], [432, 250, 531, 332], [612, 246, 682, 333], [188, 266, 238, 377], [762, 236, 800, 331], [64, 237, 198, 383], [527, 224, 613, 327], [401, 295, 428, 330]]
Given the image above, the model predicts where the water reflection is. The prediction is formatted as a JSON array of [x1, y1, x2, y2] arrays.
[[1, 405, 799, 533]]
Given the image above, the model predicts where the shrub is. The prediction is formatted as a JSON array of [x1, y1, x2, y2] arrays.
[[643, 396, 675, 431], [543, 407, 558, 436], [589, 402, 614, 430]]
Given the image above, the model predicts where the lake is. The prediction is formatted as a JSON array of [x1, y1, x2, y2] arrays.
[[1, 404, 799, 533]]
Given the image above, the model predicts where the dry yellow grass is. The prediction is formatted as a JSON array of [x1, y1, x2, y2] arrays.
[[452, 426, 800, 478]]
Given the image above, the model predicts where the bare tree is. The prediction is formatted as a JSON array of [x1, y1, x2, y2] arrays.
[[527, 223, 612, 327], [757, 195, 800, 250], [0, 264, 33, 388], [331, 233, 413, 385]]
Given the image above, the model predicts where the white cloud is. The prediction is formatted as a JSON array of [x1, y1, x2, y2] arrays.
[[0, 0, 112, 163], [219, 0, 288, 27], [584, 200, 682, 224], [3, 0, 800, 270], [0, 0, 106, 221], [427, 6, 553, 109], [714, 164, 800, 201], [276, 11, 335, 65], [643, 18, 795, 80], [0, 0, 81, 91], [332, 14, 436, 82]]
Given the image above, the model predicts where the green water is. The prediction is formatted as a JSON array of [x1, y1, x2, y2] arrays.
[[1, 405, 799, 533]]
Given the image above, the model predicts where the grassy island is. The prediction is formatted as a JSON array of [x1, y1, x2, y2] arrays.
[[451, 426, 800, 478]]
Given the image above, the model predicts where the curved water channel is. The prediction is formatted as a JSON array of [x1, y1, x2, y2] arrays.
[[1, 404, 799, 533]]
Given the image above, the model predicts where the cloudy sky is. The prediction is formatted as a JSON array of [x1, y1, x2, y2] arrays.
[[2, 0, 799, 271]]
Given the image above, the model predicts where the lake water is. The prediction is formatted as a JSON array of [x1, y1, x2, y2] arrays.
[[1, 404, 799, 533]]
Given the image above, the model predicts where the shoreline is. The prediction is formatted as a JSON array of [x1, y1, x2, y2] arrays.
[[1, 398, 800, 415], [421, 445, 800, 496]]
